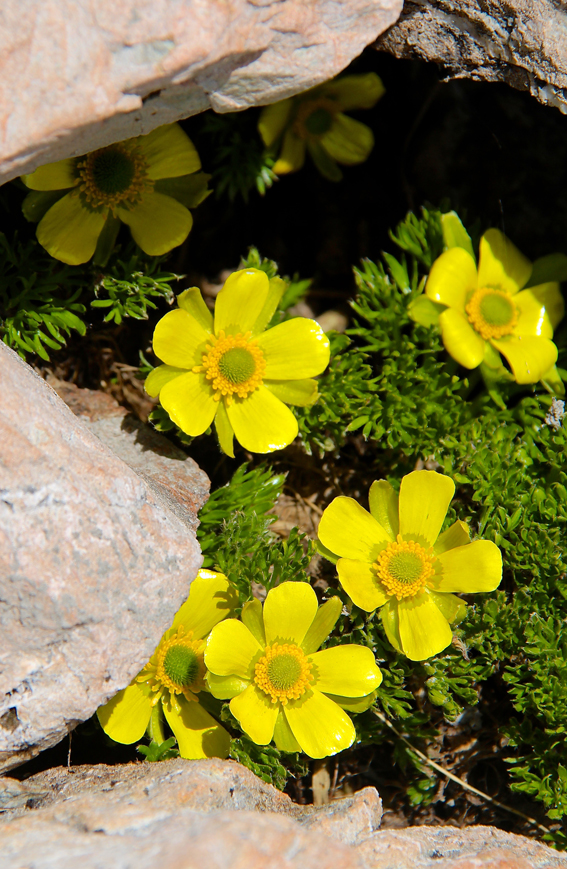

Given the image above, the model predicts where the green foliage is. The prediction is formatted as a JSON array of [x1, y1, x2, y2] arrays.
[[228, 731, 296, 791], [137, 737, 180, 762], [91, 250, 179, 324]]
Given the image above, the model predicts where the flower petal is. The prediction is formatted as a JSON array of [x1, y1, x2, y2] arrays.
[[284, 690, 355, 759], [398, 470, 455, 548], [435, 540, 502, 592], [207, 672, 249, 700], [258, 100, 293, 147], [380, 599, 402, 653], [326, 73, 385, 110], [368, 480, 399, 539], [311, 645, 382, 697], [177, 287, 214, 332], [265, 378, 318, 406], [273, 129, 306, 174], [214, 400, 235, 458], [230, 684, 279, 744], [226, 386, 298, 453], [527, 282, 565, 329], [337, 558, 389, 612], [116, 191, 192, 256], [320, 114, 374, 165], [478, 229, 532, 295], [515, 284, 563, 338], [325, 691, 377, 713], [163, 697, 230, 759], [205, 619, 262, 678], [434, 520, 471, 555], [301, 597, 342, 655], [160, 370, 218, 437], [273, 710, 302, 752], [257, 319, 330, 379], [241, 599, 266, 646], [439, 308, 485, 369], [318, 497, 391, 562], [397, 593, 453, 661], [172, 569, 238, 638], [144, 364, 186, 398], [153, 308, 210, 368], [251, 277, 287, 336], [96, 682, 152, 744], [426, 247, 478, 309], [428, 591, 467, 624], [137, 123, 201, 179], [214, 268, 270, 336], [263, 581, 318, 646], [37, 193, 106, 265], [22, 158, 77, 191], [491, 335, 558, 384]]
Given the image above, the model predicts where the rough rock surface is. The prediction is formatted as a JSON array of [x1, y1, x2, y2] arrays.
[[0, 0, 402, 185], [376, 0, 567, 113], [0, 345, 208, 773], [0, 759, 565, 868]]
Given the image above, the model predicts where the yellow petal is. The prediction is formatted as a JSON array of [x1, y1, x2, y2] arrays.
[[301, 597, 342, 654], [478, 229, 532, 295], [207, 672, 249, 699], [320, 114, 374, 165], [152, 307, 210, 368], [435, 540, 502, 592], [273, 129, 306, 174], [284, 690, 355, 759], [439, 308, 486, 369], [426, 247, 478, 309], [380, 599, 402, 653], [397, 593, 453, 661], [491, 335, 558, 384], [214, 400, 235, 458], [205, 619, 262, 678], [318, 496, 391, 562], [434, 520, 470, 555], [398, 470, 455, 548], [137, 123, 201, 179], [337, 558, 389, 612], [96, 682, 152, 744], [230, 684, 279, 744], [160, 370, 218, 436], [257, 318, 330, 379], [37, 193, 106, 265], [177, 287, 214, 332], [368, 480, 399, 539], [273, 710, 302, 752], [144, 364, 186, 398], [241, 599, 266, 646], [171, 569, 238, 638], [22, 158, 77, 191], [428, 591, 467, 624], [326, 73, 385, 110], [311, 645, 382, 697], [515, 284, 563, 338], [251, 276, 287, 336], [226, 386, 298, 453], [116, 191, 192, 256], [263, 581, 318, 646], [265, 378, 318, 406], [325, 691, 377, 713], [258, 100, 293, 147], [214, 268, 270, 336], [163, 697, 230, 759]]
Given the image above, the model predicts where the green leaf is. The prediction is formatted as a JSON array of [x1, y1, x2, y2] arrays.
[[525, 253, 567, 288], [441, 211, 475, 259]]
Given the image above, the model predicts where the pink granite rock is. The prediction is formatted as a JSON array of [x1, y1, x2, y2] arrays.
[[0, 344, 208, 772]]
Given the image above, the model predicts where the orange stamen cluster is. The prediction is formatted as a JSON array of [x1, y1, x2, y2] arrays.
[[254, 642, 313, 705], [137, 626, 206, 709], [465, 287, 518, 340], [76, 142, 152, 211], [293, 97, 338, 139], [193, 330, 266, 403], [374, 536, 436, 601]]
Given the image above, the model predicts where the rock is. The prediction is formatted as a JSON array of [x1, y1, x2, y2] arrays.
[[0, 344, 207, 773], [0, 759, 565, 868], [0, 0, 403, 185], [376, 0, 567, 114]]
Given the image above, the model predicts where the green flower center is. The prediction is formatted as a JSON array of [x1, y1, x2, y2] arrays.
[[254, 642, 313, 705], [479, 292, 515, 327], [387, 552, 424, 584], [91, 147, 136, 195], [267, 654, 302, 691], [465, 287, 518, 340], [163, 644, 200, 688], [305, 107, 333, 136], [76, 143, 151, 210], [218, 347, 257, 384], [374, 537, 436, 601]]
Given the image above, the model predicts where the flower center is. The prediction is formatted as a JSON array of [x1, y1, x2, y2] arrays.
[[294, 98, 338, 139], [138, 626, 206, 703], [374, 536, 436, 600], [254, 643, 313, 705], [465, 287, 518, 340], [193, 330, 266, 404], [163, 645, 200, 688], [75, 143, 152, 211]]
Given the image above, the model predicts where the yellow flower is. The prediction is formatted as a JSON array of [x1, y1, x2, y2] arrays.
[[259, 73, 384, 182], [204, 582, 382, 759], [426, 229, 565, 384], [145, 268, 330, 455], [318, 471, 502, 662], [97, 570, 238, 759], [21, 124, 209, 265]]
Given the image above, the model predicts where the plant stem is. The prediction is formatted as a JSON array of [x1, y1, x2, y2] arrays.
[[148, 704, 166, 744]]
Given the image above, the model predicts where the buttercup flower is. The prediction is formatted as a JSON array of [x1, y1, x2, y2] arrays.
[[145, 268, 330, 455], [97, 570, 238, 759], [205, 582, 382, 759], [318, 471, 502, 661], [426, 229, 564, 384], [21, 123, 209, 265], [259, 73, 384, 182]]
